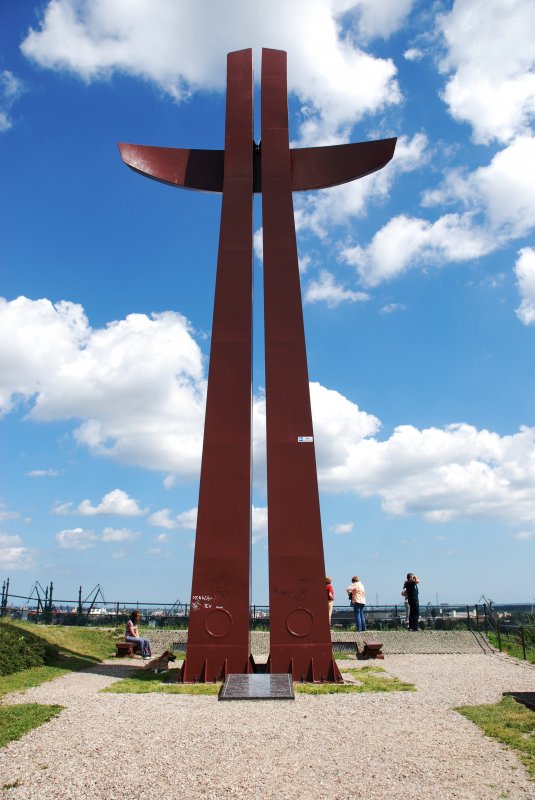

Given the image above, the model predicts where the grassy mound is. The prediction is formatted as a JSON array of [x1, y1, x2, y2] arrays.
[[0, 621, 118, 697]]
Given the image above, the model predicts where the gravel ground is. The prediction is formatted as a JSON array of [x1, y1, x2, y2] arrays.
[[1, 653, 533, 800]]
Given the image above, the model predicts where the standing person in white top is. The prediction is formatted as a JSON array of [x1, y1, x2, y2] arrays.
[[346, 575, 366, 631]]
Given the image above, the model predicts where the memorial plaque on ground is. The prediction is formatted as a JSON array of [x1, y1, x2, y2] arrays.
[[219, 673, 295, 701]]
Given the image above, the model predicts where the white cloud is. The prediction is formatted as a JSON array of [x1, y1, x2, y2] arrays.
[[379, 303, 405, 315], [512, 530, 535, 541], [422, 137, 535, 240], [20, 0, 402, 146], [295, 133, 428, 237], [0, 502, 19, 522], [56, 527, 97, 550], [344, 0, 413, 42], [438, 0, 535, 145], [304, 270, 369, 308], [53, 489, 146, 517], [148, 508, 178, 529], [176, 507, 198, 530], [155, 532, 170, 543], [163, 474, 176, 489], [0, 70, 24, 133], [346, 135, 535, 287], [330, 522, 354, 534], [252, 505, 268, 544], [515, 247, 535, 325], [315, 412, 535, 537], [0, 297, 205, 475], [26, 469, 60, 477], [403, 47, 423, 62], [147, 547, 164, 557], [0, 534, 36, 570], [101, 527, 140, 542], [343, 212, 493, 287]]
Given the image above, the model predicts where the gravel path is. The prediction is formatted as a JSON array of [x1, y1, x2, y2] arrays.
[[1, 653, 533, 800]]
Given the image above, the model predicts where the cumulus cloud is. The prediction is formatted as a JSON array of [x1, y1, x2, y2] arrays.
[[304, 270, 369, 307], [5, 294, 535, 535], [316, 417, 535, 536], [515, 248, 535, 325], [379, 303, 405, 315], [343, 213, 492, 286], [252, 505, 268, 544], [20, 0, 403, 145], [0, 534, 36, 570], [438, 0, 535, 145], [53, 489, 146, 517], [56, 527, 97, 550], [330, 522, 354, 534], [101, 527, 140, 542], [0, 297, 205, 475], [0, 502, 19, 522], [422, 137, 535, 240], [343, 135, 535, 286], [176, 507, 198, 530], [295, 133, 428, 238], [0, 70, 24, 133], [148, 509, 178, 529]]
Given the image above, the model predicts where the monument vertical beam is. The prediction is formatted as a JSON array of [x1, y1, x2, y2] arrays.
[[261, 48, 341, 682], [181, 49, 254, 682]]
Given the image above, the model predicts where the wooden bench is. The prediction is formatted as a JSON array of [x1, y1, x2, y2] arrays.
[[359, 639, 384, 660], [115, 641, 141, 658]]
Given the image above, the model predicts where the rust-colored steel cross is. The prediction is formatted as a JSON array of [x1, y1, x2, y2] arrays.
[[119, 48, 395, 682]]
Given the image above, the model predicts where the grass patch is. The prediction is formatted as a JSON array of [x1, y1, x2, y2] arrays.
[[0, 704, 63, 748], [103, 669, 219, 694], [295, 666, 416, 694], [104, 664, 415, 696], [333, 652, 356, 661], [487, 632, 535, 664], [0, 622, 118, 697], [456, 696, 535, 777]]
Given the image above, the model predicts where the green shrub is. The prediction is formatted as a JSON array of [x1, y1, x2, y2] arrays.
[[0, 623, 48, 676]]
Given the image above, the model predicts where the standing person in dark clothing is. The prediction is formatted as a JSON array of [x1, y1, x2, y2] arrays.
[[404, 573, 420, 631]]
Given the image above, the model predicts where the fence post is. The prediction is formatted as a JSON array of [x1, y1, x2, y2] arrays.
[[520, 626, 526, 660], [497, 620, 502, 652], [475, 604, 479, 630], [466, 605, 470, 630]]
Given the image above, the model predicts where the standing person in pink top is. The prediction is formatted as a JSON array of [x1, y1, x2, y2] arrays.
[[346, 575, 366, 631], [326, 576, 335, 625]]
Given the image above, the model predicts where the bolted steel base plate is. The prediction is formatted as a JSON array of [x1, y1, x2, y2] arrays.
[[219, 673, 295, 701]]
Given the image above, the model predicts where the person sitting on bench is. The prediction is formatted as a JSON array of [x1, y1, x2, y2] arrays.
[[125, 610, 152, 660]]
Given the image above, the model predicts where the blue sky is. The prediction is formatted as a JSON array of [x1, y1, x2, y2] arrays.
[[1, 0, 535, 607]]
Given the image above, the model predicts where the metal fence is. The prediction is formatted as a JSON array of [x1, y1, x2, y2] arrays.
[[478, 599, 535, 662], [1, 580, 534, 659]]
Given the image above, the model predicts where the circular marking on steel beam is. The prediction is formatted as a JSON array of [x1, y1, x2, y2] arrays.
[[285, 607, 314, 638], [204, 608, 232, 638]]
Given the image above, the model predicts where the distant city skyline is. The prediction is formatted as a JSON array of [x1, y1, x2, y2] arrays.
[[1, 0, 535, 605]]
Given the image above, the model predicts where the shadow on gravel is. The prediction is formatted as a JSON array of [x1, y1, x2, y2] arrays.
[[82, 662, 140, 679]]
